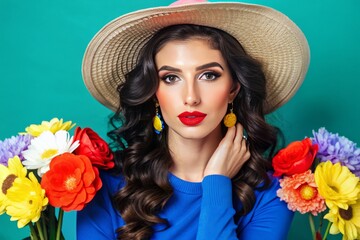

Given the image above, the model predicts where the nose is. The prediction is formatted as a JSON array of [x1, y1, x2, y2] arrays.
[[184, 81, 200, 106]]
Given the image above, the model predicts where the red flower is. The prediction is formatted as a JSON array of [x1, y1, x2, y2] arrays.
[[73, 127, 114, 170], [41, 153, 102, 211], [273, 138, 318, 177]]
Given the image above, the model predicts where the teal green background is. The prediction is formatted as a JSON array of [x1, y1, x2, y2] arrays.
[[0, 0, 359, 239]]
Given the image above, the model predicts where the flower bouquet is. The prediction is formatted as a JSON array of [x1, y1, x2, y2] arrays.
[[273, 128, 360, 240], [0, 118, 114, 240]]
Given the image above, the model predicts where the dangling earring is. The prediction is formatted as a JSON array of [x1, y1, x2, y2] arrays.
[[153, 103, 164, 134], [223, 102, 237, 128]]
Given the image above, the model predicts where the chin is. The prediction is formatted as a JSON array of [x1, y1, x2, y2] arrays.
[[170, 125, 222, 140]]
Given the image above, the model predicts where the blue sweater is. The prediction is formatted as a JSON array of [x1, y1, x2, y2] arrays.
[[77, 171, 293, 239]]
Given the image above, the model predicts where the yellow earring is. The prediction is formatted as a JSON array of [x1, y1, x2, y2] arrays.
[[153, 103, 164, 134], [223, 102, 237, 128]]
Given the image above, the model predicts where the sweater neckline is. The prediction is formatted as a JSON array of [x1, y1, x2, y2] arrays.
[[168, 172, 202, 195]]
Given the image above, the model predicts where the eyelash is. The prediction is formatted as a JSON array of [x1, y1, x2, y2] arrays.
[[200, 71, 221, 80], [161, 75, 179, 84], [160, 71, 221, 84]]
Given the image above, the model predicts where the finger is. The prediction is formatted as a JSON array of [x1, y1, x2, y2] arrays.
[[223, 124, 236, 142], [244, 150, 251, 161], [234, 123, 244, 143]]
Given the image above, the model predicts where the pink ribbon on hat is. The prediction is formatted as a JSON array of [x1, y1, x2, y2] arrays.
[[170, 0, 208, 6]]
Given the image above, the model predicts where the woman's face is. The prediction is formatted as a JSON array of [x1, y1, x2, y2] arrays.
[[155, 38, 239, 140]]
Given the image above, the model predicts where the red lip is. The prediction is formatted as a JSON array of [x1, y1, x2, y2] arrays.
[[178, 111, 207, 126]]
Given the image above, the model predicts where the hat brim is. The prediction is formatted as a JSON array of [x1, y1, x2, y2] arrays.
[[82, 2, 310, 113]]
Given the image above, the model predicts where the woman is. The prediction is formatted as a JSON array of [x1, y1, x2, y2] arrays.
[[78, 1, 310, 239]]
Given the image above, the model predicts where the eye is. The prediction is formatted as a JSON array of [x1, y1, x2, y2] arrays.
[[161, 74, 180, 84], [199, 71, 221, 81]]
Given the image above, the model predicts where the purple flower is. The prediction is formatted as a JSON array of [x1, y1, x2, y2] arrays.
[[312, 127, 360, 177], [0, 134, 33, 166]]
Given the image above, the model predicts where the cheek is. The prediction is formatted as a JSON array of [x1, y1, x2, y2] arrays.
[[156, 87, 172, 112], [205, 86, 231, 108]]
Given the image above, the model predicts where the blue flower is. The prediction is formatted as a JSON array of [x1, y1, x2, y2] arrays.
[[0, 134, 32, 166], [312, 127, 360, 177]]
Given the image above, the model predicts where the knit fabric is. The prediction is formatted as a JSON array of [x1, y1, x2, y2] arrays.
[[77, 171, 293, 240]]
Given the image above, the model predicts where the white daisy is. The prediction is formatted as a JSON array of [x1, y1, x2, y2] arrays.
[[22, 130, 79, 177]]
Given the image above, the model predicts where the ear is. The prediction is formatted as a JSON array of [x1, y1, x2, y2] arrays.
[[229, 82, 240, 102]]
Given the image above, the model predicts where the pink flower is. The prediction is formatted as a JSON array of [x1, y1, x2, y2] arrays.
[[277, 170, 326, 215]]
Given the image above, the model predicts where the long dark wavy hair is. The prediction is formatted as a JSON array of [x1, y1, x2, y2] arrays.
[[108, 24, 280, 240]]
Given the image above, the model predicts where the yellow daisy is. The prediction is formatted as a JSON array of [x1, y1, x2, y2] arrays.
[[25, 118, 75, 137], [0, 156, 27, 214], [6, 172, 48, 228], [324, 200, 360, 240], [314, 161, 360, 210], [22, 130, 79, 177]]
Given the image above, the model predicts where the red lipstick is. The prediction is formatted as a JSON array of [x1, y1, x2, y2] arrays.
[[178, 111, 207, 126]]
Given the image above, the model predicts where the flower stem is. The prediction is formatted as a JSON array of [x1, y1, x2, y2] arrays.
[[36, 221, 46, 240], [308, 214, 316, 240], [41, 214, 48, 240], [323, 221, 332, 240], [49, 206, 56, 239], [56, 209, 64, 240], [29, 223, 39, 240]]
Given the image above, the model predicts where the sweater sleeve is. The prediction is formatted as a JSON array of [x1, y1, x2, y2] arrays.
[[237, 177, 294, 240], [76, 171, 124, 240], [196, 175, 238, 240], [196, 175, 294, 240]]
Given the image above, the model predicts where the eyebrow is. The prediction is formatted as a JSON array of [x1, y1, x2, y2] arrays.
[[158, 62, 224, 72], [196, 62, 224, 71], [158, 65, 181, 72]]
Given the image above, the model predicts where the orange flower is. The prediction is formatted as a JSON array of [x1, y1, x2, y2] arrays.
[[273, 138, 318, 177], [41, 153, 102, 211], [277, 170, 326, 215]]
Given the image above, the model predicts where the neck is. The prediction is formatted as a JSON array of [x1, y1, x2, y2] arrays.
[[167, 127, 223, 182]]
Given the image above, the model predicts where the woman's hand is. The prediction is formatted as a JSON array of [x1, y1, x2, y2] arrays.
[[204, 123, 250, 179]]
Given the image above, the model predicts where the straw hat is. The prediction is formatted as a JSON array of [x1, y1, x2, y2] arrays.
[[82, 0, 310, 113]]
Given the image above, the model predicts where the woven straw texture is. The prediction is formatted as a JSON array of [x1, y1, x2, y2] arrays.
[[82, 2, 310, 113]]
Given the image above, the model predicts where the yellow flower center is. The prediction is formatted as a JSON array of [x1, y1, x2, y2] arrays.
[[339, 206, 353, 220], [64, 176, 77, 191], [330, 185, 339, 193], [299, 184, 317, 200], [41, 149, 58, 160], [2, 174, 17, 194]]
